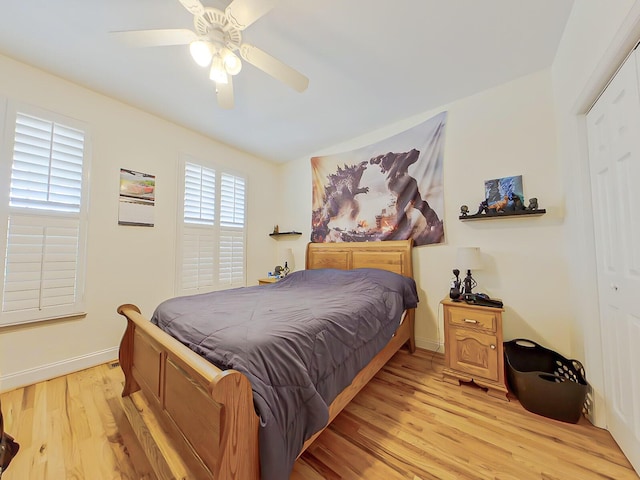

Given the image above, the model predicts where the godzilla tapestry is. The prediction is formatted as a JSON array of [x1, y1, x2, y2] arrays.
[[311, 111, 447, 246]]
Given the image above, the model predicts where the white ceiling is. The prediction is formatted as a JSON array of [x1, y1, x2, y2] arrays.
[[0, 0, 574, 163]]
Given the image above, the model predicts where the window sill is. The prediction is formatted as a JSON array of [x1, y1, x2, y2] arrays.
[[0, 311, 87, 329]]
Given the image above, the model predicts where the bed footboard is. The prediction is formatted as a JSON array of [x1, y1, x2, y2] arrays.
[[117, 304, 260, 480]]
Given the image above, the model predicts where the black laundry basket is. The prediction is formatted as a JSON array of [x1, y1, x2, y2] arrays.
[[503, 339, 589, 423]]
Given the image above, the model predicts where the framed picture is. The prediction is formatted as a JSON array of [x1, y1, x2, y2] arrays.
[[484, 175, 524, 210], [118, 168, 156, 226]]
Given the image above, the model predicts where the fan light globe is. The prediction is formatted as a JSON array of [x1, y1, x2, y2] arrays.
[[209, 55, 229, 84], [221, 48, 242, 75], [190, 40, 213, 67]]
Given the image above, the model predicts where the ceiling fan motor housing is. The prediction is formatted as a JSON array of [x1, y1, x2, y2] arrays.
[[194, 8, 242, 52]]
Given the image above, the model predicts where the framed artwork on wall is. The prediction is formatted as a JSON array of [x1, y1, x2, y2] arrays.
[[118, 168, 156, 227], [484, 175, 524, 211]]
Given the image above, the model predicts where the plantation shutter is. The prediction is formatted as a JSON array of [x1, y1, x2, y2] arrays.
[[3, 216, 80, 313], [218, 230, 245, 286], [10, 114, 84, 212], [1, 111, 87, 326], [181, 163, 216, 292], [178, 162, 246, 294], [219, 173, 245, 287], [219, 173, 245, 227], [184, 162, 215, 225], [181, 228, 215, 291]]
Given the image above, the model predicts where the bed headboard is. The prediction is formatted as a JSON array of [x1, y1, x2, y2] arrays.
[[305, 239, 414, 278]]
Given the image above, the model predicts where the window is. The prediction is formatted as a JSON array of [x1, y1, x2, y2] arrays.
[[177, 159, 246, 295], [0, 105, 89, 327]]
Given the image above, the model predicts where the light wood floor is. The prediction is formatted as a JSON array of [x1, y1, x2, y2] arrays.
[[1, 349, 637, 480]]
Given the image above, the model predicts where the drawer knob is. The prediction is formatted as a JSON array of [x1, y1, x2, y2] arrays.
[[490, 344, 496, 350], [464, 319, 479, 324]]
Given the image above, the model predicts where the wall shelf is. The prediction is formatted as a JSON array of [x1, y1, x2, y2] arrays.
[[459, 209, 546, 221], [269, 231, 302, 237]]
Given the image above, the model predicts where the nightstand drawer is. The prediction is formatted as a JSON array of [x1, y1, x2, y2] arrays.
[[448, 307, 496, 331]]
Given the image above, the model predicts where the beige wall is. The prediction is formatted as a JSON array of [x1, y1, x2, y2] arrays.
[[551, 0, 639, 426], [0, 55, 279, 391], [280, 70, 572, 355]]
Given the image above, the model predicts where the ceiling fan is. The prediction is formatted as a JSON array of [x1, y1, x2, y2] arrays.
[[112, 0, 309, 109]]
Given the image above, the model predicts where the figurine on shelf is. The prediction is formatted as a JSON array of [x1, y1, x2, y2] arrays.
[[273, 225, 279, 234], [527, 198, 538, 211], [487, 195, 509, 213], [460, 205, 469, 217], [512, 195, 526, 211], [476, 200, 489, 215]]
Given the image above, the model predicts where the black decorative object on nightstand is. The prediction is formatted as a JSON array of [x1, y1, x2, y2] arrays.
[[449, 269, 462, 301]]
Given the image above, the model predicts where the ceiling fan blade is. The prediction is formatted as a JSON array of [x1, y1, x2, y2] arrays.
[[225, 0, 277, 30], [177, 0, 205, 16], [239, 44, 309, 93], [111, 29, 197, 47], [216, 76, 235, 109]]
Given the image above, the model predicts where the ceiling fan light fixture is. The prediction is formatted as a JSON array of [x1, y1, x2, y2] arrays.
[[117, 0, 309, 108], [190, 39, 214, 67], [221, 48, 242, 75], [209, 55, 229, 84]]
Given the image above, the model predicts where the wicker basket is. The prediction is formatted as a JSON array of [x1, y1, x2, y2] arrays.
[[503, 339, 589, 423]]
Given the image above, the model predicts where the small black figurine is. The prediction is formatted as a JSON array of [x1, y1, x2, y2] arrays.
[[504, 199, 515, 212], [512, 195, 526, 211], [449, 269, 462, 301], [527, 197, 538, 210], [462, 269, 477, 294], [460, 205, 469, 217], [476, 200, 488, 215]]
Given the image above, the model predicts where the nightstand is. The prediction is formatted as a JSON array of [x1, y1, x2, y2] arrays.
[[441, 298, 508, 400], [258, 277, 279, 285]]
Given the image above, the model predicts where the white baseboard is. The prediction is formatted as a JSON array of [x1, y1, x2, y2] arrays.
[[415, 336, 443, 354], [0, 347, 119, 393]]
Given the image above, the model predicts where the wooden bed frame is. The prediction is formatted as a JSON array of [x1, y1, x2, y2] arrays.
[[116, 239, 416, 480]]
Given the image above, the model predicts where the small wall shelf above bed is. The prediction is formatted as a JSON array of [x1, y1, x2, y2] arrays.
[[459, 209, 546, 221], [269, 231, 302, 237]]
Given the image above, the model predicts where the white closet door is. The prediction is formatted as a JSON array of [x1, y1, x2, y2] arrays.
[[586, 46, 640, 474]]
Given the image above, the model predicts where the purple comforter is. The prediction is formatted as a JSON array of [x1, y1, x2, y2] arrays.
[[151, 268, 418, 480]]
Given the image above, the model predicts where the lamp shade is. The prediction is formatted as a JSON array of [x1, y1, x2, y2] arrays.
[[456, 247, 483, 271]]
